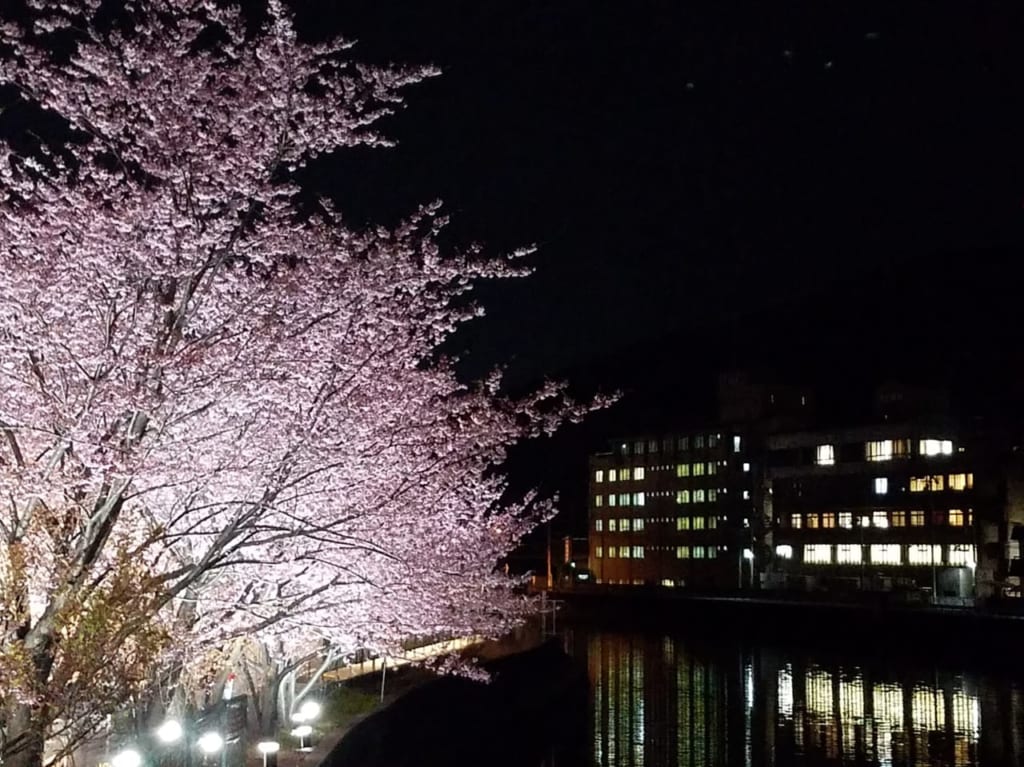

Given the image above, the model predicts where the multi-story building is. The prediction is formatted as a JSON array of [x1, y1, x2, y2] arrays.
[[584, 377, 1024, 604], [762, 420, 993, 602], [587, 429, 756, 588]]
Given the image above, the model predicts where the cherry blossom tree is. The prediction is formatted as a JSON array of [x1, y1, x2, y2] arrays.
[[0, 2, 603, 766]]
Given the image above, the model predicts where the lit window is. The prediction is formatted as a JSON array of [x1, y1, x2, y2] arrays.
[[618, 493, 630, 506], [790, 514, 803, 529], [634, 467, 646, 481], [870, 544, 901, 565], [709, 434, 720, 448], [948, 544, 976, 567], [891, 511, 906, 527], [949, 509, 964, 527], [874, 477, 888, 495], [678, 436, 689, 451], [910, 475, 945, 492], [807, 513, 819, 529], [733, 435, 742, 453], [620, 468, 631, 481], [866, 438, 910, 461], [633, 518, 646, 532], [839, 512, 853, 529], [676, 490, 690, 504], [866, 440, 893, 461], [821, 513, 836, 529], [595, 495, 603, 507], [633, 492, 646, 506], [694, 435, 705, 449], [634, 441, 645, 455], [707, 461, 717, 475], [804, 544, 832, 564], [908, 544, 941, 565], [693, 489, 706, 503], [608, 469, 617, 482], [648, 439, 659, 453], [910, 510, 924, 526], [743, 490, 750, 500], [595, 470, 604, 483], [860, 515, 870, 528], [948, 473, 972, 491], [693, 462, 705, 477], [608, 519, 618, 532], [708, 516, 718, 529], [707, 546, 718, 558], [743, 462, 751, 472], [776, 544, 794, 559], [816, 444, 835, 466], [676, 463, 690, 477], [693, 516, 705, 530], [608, 547, 617, 558], [676, 545, 690, 559], [608, 494, 616, 507], [595, 519, 603, 532], [619, 546, 631, 558], [837, 544, 862, 564], [707, 488, 718, 502], [595, 546, 603, 558], [676, 517, 690, 531], [919, 439, 954, 457], [872, 511, 889, 529], [632, 545, 645, 559], [620, 518, 630, 532], [693, 545, 707, 559]]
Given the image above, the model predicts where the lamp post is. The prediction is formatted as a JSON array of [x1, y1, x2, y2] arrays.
[[289, 726, 312, 751], [256, 741, 280, 767], [197, 730, 224, 767], [112, 748, 143, 767], [156, 720, 184, 746]]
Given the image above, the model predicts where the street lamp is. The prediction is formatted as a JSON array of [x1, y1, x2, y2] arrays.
[[290, 725, 313, 751], [156, 720, 184, 745], [112, 749, 142, 767], [298, 700, 321, 722], [256, 741, 280, 767]]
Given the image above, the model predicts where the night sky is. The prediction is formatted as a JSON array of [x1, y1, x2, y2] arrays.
[[294, 2, 1024, 540], [304, 1, 1024, 378]]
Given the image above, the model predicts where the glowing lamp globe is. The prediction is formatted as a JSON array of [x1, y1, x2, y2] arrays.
[[197, 732, 224, 755], [290, 725, 313, 739], [298, 700, 321, 721], [257, 742, 280, 755], [156, 720, 183, 744], [112, 749, 142, 767]]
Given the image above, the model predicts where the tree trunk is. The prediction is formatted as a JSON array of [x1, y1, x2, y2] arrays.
[[2, 702, 46, 767]]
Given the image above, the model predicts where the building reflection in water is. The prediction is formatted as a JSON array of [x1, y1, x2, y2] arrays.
[[575, 631, 1024, 767]]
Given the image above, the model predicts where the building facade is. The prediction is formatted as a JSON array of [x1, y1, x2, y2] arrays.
[[763, 421, 991, 602], [588, 430, 756, 588], [584, 378, 1024, 604]]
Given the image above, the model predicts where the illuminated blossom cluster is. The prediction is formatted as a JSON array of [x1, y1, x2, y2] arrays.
[[0, 2, 604, 763]]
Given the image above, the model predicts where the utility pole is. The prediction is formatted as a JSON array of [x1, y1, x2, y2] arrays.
[[546, 521, 553, 589]]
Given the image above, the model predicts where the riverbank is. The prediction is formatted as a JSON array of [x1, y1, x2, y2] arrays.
[[550, 587, 1024, 660], [256, 623, 551, 767]]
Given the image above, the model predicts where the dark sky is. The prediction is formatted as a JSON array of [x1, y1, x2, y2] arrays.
[[300, 1, 1024, 542], [301, 1, 1024, 390]]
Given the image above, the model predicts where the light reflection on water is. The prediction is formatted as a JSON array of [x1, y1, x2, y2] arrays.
[[559, 629, 1024, 767]]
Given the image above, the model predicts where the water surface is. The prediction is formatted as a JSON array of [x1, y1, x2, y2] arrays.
[[549, 624, 1024, 767]]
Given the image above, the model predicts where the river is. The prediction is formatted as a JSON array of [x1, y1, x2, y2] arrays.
[[543, 622, 1024, 767]]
